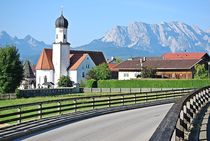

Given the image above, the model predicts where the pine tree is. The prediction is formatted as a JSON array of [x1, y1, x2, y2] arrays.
[[0, 45, 23, 93]]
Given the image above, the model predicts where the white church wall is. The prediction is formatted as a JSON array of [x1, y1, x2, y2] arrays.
[[36, 70, 54, 88], [69, 70, 77, 83]]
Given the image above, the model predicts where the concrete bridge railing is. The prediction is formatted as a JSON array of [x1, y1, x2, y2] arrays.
[[150, 86, 210, 141]]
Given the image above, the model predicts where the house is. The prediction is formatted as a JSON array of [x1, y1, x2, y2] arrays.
[[35, 13, 106, 88], [115, 58, 205, 80], [20, 60, 36, 89], [107, 57, 120, 79]]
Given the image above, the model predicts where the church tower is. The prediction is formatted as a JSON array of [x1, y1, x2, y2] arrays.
[[52, 13, 70, 86]]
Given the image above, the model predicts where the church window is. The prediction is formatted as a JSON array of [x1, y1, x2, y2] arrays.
[[44, 75, 47, 83], [56, 34, 58, 39], [64, 34, 66, 39]]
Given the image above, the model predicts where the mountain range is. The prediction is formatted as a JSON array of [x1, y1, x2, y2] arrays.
[[0, 31, 50, 64], [77, 21, 210, 59], [0, 21, 210, 63]]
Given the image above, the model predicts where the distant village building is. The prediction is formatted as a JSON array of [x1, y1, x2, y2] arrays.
[[114, 52, 210, 80], [35, 13, 106, 88], [20, 60, 36, 89]]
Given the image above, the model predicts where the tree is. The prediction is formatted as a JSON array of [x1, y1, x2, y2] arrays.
[[0, 45, 23, 93], [86, 63, 111, 80], [141, 67, 156, 78], [194, 64, 207, 79], [115, 57, 122, 64], [58, 75, 73, 87]]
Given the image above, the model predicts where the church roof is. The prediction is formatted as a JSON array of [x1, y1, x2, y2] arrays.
[[70, 50, 106, 65], [69, 53, 88, 70], [35, 49, 106, 71], [23, 60, 35, 78], [35, 49, 54, 70], [55, 14, 68, 28]]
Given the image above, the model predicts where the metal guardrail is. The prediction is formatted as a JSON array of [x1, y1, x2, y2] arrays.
[[149, 86, 210, 141], [0, 88, 194, 127]]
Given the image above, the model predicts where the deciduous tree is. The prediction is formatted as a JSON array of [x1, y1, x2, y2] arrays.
[[86, 63, 111, 80]]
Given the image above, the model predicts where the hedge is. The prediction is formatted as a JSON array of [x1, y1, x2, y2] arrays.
[[86, 79, 97, 88], [97, 79, 210, 88]]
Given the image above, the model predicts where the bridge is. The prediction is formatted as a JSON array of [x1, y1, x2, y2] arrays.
[[0, 87, 209, 141]]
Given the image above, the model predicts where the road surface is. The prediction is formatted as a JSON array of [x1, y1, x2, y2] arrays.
[[17, 103, 173, 141]]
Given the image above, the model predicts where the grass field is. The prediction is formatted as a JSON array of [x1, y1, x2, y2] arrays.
[[0, 92, 123, 107]]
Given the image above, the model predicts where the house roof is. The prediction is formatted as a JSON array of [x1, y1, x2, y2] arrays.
[[36, 49, 106, 70], [70, 50, 106, 65], [108, 63, 119, 71], [36, 49, 54, 70], [162, 52, 207, 60], [69, 53, 88, 70], [115, 59, 202, 71], [23, 60, 35, 78]]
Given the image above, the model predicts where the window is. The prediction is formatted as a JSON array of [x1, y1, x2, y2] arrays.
[[44, 75, 47, 83], [124, 73, 129, 77], [64, 34, 66, 39], [82, 72, 85, 78], [56, 34, 58, 39]]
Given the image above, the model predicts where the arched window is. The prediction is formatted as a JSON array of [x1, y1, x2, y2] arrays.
[[44, 75, 47, 83]]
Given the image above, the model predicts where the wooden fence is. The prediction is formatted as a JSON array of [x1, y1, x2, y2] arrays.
[[149, 86, 210, 141], [0, 93, 16, 100], [0, 88, 194, 126]]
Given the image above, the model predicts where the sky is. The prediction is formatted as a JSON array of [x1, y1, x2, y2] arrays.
[[0, 0, 210, 47]]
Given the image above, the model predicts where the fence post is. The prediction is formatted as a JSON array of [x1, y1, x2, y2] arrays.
[[74, 99, 77, 112], [122, 95, 125, 106], [108, 96, 111, 107], [17, 107, 22, 124], [92, 97, 95, 109], [57, 101, 61, 115], [145, 93, 148, 102], [38, 103, 42, 119]]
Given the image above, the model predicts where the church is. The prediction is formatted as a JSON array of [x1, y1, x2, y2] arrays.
[[35, 13, 106, 88]]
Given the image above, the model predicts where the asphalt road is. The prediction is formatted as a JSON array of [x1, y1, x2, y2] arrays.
[[18, 103, 173, 141]]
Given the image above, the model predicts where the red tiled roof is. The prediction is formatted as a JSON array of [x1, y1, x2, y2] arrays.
[[162, 52, 207, 60], [70, 50, 106, 65], [108, 63, 119, 71], [115, 59, 202, 71], [36, 49, 54, 70], [36, 49, 106, 70], [69, 54, 88, 70]]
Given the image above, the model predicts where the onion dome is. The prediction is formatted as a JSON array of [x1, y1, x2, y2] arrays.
[[55, 14, 68, 28]]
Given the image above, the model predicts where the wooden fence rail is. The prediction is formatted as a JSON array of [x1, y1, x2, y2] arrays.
[[149, 86, 210, 141], [0, 88, 194, 127]]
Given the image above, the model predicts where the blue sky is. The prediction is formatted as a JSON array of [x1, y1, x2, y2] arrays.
[[0, 0, 209, 47]]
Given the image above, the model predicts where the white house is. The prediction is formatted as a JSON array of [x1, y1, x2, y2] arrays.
[[35, 13, 106, 88]]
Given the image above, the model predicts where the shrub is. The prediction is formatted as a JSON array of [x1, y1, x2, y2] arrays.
[[86, 79, 97, 88], [58, 76, 73, 87]]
